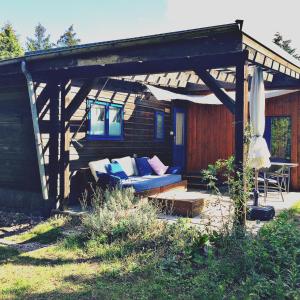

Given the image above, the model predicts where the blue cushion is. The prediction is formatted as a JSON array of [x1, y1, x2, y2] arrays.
[[135, 157, 153, 176], [121, 174, 182, 192], [105, 162, 128, 180], [167, 166, 182, 175]]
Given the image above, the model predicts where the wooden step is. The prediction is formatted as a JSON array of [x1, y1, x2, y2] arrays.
[[148, 190, 207, 217]]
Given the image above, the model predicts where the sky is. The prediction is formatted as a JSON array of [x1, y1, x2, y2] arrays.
[[1, 0, 300, 52]]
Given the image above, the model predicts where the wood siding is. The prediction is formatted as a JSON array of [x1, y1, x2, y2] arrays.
[[36, 82, 173, 197], [186, 91, 300, 190], [0, 77, 41, 193]]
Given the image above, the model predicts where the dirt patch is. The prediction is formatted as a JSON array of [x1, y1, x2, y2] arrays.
[[0, 211, 43, 238]]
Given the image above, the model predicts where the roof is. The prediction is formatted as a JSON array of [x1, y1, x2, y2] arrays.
[[0, 21, 299, 92]]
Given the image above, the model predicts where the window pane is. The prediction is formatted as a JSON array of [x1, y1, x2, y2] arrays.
[[270, 117, 291, 160], [109, 106, 122, 136], [90, 104, 105, 135], [156, 113, 164, 139], [175, 112, 184, 145]]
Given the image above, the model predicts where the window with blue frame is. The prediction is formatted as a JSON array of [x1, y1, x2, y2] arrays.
[[264, 116, 291, 161], [87, 100, 123, 140], [154, 111, 164, 140]]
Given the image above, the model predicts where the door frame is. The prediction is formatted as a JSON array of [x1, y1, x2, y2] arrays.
[[172, 102, 187, 169]]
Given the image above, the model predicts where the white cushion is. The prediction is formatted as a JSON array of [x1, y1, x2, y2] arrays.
[[88, 158, 110, 181], [111, 156, 137, 177]]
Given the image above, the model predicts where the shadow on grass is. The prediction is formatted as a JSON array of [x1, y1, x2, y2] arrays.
[[19, 227, 63, 245], [0, 245, 20, 262]]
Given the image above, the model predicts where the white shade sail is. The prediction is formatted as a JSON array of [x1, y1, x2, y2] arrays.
[[146, 84, 299, 105], [248, 67, 271, 170]]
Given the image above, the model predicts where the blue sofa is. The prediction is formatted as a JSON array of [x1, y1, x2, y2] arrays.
[[97, 172, 182, 193], [89, 156, 183, 194]]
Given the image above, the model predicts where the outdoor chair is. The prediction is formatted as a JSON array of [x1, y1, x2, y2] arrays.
[[257, 166, 285, 202]]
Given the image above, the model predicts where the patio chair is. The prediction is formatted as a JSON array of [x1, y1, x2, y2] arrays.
[[257, 166, 285, 202]]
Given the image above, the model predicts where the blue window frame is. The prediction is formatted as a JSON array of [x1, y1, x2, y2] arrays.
[[87, 100, 124, 140], [264, 116, 291, 161], [154, 111, 164, 140]]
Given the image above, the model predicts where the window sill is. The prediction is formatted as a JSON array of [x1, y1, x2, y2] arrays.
[[87, 135, 124, 141]]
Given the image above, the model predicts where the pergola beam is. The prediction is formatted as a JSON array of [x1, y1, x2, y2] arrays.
[[194, 68, 236, 114], [31, 52, 246, 81]]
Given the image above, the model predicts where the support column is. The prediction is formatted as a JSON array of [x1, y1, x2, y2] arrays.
[[234, 56, 249, 226], [59, 80, 71, 209], [49, 82, 60, 202]]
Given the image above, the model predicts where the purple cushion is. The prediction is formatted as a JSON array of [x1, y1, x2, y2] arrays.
[[148, 155, 168, 175]]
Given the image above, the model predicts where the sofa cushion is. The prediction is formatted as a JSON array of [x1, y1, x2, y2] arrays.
[[88, 158, 110, 181], [106, 162, 128, 180], [148, 155, 168, 175], [135, 157, 153, 176], [121, 174, 182, 192], [111, 156, 137, 176], [167, 166, 182, 175]]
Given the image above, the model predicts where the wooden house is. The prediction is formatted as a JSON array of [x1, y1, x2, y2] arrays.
[[0, 21, 299, 215]]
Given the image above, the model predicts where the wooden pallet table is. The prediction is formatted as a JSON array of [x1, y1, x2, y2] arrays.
[[148, 190, 207, 217]]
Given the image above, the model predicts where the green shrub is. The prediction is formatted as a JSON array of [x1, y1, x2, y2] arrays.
[[81, 187, 158, 243]]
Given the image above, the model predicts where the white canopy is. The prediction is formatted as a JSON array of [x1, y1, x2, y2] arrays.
[[146, 84, 300, 105], [248, 67, 271, 170]]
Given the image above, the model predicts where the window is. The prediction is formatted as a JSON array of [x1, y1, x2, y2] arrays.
[[264, 116, 291, 161], [154, 111, 164, 140], [87, 100, 123, 140]]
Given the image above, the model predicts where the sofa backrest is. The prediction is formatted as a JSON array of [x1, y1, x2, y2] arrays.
[[111, 156, 138, 176], [88, 158, 110, 181]]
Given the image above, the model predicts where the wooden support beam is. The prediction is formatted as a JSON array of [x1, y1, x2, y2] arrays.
[[59, 80, 71, 208], [194, 68, 236, 114], [65, 78, 99, 121], [32, 52, 246, 81], [234, 57, 249, 226], [49, 82, 60, 201]]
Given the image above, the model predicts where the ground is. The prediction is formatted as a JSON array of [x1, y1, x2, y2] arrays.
[[0, 199, 300, 300]]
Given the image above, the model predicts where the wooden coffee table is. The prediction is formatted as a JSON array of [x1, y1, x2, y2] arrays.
[[148, 190, 207, 217]]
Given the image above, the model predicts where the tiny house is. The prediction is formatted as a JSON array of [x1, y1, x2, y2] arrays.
[[0, 21, 299, 215]]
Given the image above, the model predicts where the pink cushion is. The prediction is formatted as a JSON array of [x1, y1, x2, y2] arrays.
[[148, 155, 168, 175]]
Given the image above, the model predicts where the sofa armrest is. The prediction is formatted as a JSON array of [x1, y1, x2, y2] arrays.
[[167, 166, 182, 175], [96, 172, 122, 189]]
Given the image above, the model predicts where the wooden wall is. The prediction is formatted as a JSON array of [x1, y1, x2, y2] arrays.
[[0, 77, 40, 192], [68, 89, 173, 172], [35, 81, 173, 201], [186, 91, 300, 190]]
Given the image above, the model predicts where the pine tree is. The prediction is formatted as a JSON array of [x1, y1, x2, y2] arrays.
[[273, 32, 300, 60], [0, 23, 24, 60], [57, 25, 81, 47], [26, 23, 54, 52]]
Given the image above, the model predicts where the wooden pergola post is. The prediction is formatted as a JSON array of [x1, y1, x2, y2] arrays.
[[59, 80, 71, 208], [49, 81, 60, 201], [234, 54, 249, 226]]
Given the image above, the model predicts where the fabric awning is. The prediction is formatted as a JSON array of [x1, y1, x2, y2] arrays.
[[146, 84, 300, 105]]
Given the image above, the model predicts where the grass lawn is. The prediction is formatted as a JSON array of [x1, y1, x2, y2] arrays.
[[0, 202, 300, 300]]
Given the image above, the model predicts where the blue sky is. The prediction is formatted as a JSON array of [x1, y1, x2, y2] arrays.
[[1, 0, 300, 51]]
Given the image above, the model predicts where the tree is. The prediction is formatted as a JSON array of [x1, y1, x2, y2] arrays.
[[0, 23, 24, 60], [273, 32, 300, 60], [56, 25, 81, 47], [26, 23, 54, 52]]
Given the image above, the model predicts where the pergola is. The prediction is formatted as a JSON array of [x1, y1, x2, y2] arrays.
[[0, 21, 299, 222]]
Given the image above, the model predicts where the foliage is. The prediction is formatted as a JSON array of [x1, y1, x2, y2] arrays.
[[1, 202, 300, 299], [273, 32, 300, 60], [57, 25, 81, 47], [81, 187, 157, 242], [202, 156, 254, 226], [26, 23, 54, 52], [0, 23, 24, 60]]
